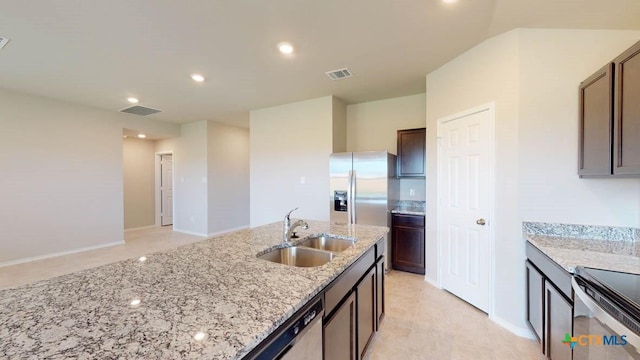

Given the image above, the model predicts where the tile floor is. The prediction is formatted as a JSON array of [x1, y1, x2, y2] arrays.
[[0, 226, 205, 289], [366, 270, 545, 360], [1, 226, 544, 359]]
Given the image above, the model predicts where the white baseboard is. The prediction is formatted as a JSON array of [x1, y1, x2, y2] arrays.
[[124, 224, 157, 232], [424, 275, 440, 288], [207, 225, 249, 238], [173, 225, 250, 238], [172, 228, 208, 237], [0, 240, 125, 268], [490, 315, 535, 339]]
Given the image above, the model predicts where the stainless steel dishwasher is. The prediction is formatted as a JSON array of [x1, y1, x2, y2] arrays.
[[245, 296, 323, 360]]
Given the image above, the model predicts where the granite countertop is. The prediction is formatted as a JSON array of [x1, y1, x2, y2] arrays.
[[0, 220, 388, 359], [524, 222, 640, 275], [391, 200, 426, 216]]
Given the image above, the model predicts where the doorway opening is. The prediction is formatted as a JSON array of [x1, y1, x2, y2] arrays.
[[156, 152, 174, 227]]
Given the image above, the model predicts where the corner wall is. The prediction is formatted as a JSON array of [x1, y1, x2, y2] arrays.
[[250, 96, 338, 226], [347, 94, 427, 201], [426, 30, 521, 332], [518, 29, 640, 226], [426, 28, 640, 335], [0, 89, 179, 264], [207, 122, 250, 235], [123, 138, 156, 229]]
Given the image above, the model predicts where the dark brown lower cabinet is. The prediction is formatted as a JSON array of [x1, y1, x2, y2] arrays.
[[525, 260, 544, 350], [545, 282, 573, 360], [324, 292, 357, 360], [357, 267, 376, 359], [392, 214, 425, 274], [375, 257, 385, 329], [526, 242, 573, 360]]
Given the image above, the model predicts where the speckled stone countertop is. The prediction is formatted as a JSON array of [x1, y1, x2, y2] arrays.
[[391, 200, 426, 216], [524, 222, 640, 275], [0, 220, 388, 359]]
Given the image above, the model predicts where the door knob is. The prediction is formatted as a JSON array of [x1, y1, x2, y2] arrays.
[[476, 218, 486, 226]]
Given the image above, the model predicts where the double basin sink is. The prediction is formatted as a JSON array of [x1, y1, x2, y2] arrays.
[[258, 235, 355, 267]]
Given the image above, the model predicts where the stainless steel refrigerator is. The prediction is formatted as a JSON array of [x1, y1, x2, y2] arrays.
[[330, 151, 399, 269]]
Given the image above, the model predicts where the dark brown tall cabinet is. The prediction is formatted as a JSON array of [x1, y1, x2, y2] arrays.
[[397, 128, 426, 178], [579, 40, 640, 177]]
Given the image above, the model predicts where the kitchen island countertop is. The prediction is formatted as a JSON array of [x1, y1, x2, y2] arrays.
[[0, 220, 388, 359]]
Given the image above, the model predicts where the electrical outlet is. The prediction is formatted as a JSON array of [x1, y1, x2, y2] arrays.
[[410, 188, 415, 197]]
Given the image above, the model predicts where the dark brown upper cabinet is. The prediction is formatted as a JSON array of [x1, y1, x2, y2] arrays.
[[579, 40, 640, 177], [614, 41, 640, 175], [397, 128, 426, 178], [579, 63, 613, 177]]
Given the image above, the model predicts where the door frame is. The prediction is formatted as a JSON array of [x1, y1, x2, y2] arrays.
[[436, 102, 496, 317], [155, 151, 174, 227]]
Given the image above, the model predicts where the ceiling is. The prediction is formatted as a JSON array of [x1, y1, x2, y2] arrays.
[[1, 0, 639, 128]]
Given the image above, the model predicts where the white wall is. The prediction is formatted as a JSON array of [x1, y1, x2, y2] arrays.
[[333, 98, 347, 153], [207, 122, 250, 234], [347, 94, 427, 201], [426, 28, 640, 336], [347, 94, 426, 154], [161, 121, 208, 235], [426, 30, 521, 332], [123, 138, 156, 229], [518, 29, 640, 226], [250, 96, 340, 226], [0, 89, 179, 264], [155, 121, 251, 236]]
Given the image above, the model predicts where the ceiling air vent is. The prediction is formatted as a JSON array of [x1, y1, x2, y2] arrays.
[[325, 68, 353, 80], [0, 37, 11, 50], [120, 105, 162, 116]]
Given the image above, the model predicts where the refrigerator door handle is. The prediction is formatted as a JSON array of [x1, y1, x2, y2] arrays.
[[350, 170, 356, 224], [346, 170, 353, 224]]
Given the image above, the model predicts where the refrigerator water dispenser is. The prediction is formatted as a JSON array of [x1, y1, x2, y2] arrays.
[[334, 191, 347, 212]]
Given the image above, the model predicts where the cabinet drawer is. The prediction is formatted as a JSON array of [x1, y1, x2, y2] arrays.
[[392, 214, 424, 227]]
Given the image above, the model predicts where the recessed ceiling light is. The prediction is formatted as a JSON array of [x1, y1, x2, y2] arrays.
[[138, 256, 147, 262], [191, 74, 205, 82], [130, 298, 141, 307], [137, 134, 146, 139], [278, 42, 294, 55], [442, 0, 457, 3], [127, 97, 139, 104], [194, 332, 207, 341]]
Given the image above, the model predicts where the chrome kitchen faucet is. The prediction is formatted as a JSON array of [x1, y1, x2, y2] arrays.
[[283, 207, 309, 243]]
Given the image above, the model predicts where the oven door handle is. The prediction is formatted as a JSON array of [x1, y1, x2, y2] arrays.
[[572, 277, 640, 351]]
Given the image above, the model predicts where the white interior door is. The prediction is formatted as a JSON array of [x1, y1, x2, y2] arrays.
[[161, 154, 173, 226], [438, 106, 493, 313]]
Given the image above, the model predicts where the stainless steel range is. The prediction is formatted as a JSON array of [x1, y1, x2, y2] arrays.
[[573, 267, 640, 359]]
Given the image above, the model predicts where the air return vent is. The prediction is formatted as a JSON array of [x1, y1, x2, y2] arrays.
[[325, 68, 353, 80], [120, 105, 162, 116], [0, 37, 11, 50]]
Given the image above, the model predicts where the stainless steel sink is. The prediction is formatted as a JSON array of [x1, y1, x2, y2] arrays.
[[258, 246, 335, 267], [299, 235, 355, 253]]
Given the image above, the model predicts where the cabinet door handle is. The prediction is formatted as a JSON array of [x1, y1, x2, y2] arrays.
[[476, 218, 486, 226]]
